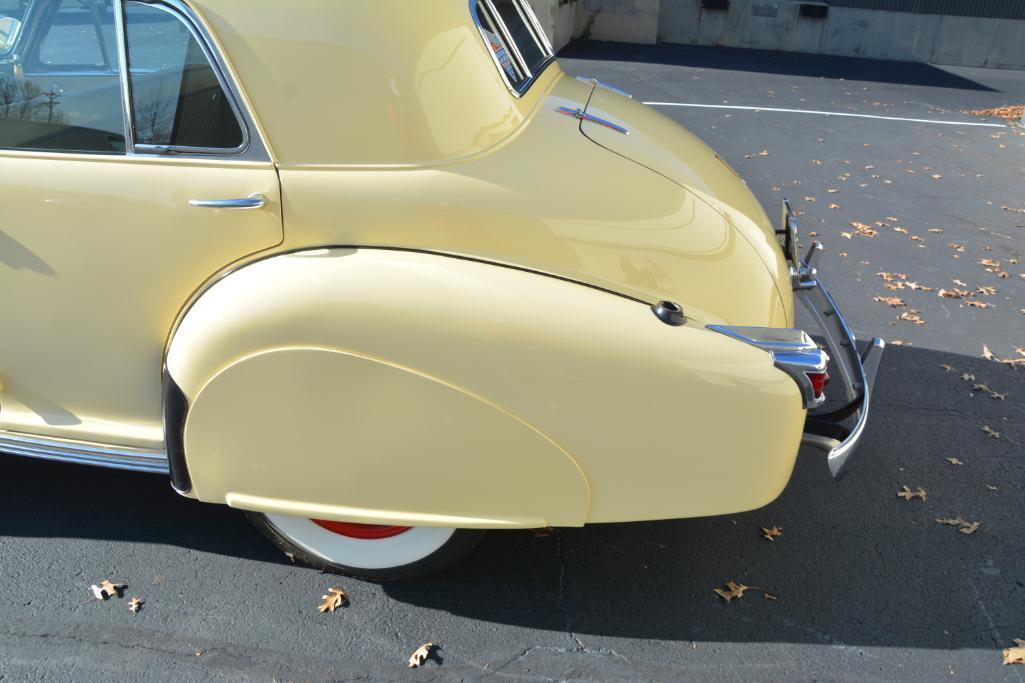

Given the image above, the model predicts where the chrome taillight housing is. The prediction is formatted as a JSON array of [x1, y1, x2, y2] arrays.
[[708, 325, 829, 408]]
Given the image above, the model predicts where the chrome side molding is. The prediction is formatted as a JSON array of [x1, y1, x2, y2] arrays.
[[0, 431, 169, 474]]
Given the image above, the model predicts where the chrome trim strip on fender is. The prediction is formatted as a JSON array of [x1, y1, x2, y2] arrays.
[[555, 106, 629, 135], [0, 431, 169, 474]]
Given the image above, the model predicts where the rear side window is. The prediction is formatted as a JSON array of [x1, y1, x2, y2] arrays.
[[125, 1, 243, 151], [0, 0, 248, 155], [474, 0, 553, 94], [0, 0, 125, 153]]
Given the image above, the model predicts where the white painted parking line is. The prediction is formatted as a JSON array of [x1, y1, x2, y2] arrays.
[[642, 102, 1008, 128]]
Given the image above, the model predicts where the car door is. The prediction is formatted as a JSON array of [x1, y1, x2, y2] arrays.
[[0, 0, 282, 450]]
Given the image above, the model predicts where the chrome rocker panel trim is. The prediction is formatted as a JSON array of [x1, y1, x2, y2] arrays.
[[794, 243, 885, 480], [0, 431, 169, 474]]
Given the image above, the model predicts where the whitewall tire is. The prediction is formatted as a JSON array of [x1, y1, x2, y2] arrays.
[[247, 512, 483, 581]]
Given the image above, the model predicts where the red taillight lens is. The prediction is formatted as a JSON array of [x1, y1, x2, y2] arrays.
[[806, 371, 831, 399]]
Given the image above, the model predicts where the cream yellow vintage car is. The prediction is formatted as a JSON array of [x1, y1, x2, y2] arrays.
[[0, 0, 883, 579]]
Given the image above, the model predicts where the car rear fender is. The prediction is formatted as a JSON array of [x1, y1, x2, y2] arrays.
[[164, 248, 804, 528]]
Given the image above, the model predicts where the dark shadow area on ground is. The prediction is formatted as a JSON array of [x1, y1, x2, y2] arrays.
[[1, 344, 1022, 650], [560, 40, 1000, 92]]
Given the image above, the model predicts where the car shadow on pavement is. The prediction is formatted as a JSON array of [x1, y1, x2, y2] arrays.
[[1, 344, 1021, 651], [560, 40, 1000, 92]]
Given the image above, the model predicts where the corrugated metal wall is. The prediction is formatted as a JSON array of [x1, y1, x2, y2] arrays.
[[826, 0, 1025, 20]]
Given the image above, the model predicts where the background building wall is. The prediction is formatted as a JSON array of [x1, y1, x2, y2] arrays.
[[527, 0, 1025, 69]]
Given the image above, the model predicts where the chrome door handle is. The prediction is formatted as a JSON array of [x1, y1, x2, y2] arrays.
[[188, 194, 266, 209]]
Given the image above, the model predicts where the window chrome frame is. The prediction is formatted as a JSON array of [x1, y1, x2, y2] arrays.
[[120, 0, 265, 161], [0, 0, 267, 161], [470, 0, 556, 98]]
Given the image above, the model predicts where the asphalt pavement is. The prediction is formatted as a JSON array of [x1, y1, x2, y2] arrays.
[[2, 42, 1024, 682]]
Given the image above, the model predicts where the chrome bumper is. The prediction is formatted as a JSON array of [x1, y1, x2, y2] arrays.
[[792, 241, 885, 479]]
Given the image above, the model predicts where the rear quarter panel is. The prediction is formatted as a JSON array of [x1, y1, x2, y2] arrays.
[[167, 249, 805, 527]]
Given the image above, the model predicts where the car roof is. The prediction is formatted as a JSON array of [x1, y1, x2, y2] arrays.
[[193, 0, 558, 166]]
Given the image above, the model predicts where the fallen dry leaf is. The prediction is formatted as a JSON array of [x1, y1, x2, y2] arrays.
[[763, 592, 779, 601], [946, 457, 963, 465], [987, 485, 999, 491], [940, 364, 956, 373], [897, 486, 927, 501], [714, 581, 753, 602], [962, 373, 976, 382], [128, 597, 143, 613], [981, 425, 1001, 439], [874, 296, 905, 307], [966, 300, 993, 309], [1002, 639, 1025, 665], [850, 221, 879, 237], [965, 103, 1025, 121], [898, 311, 925, 325], [90, 580, 126, 601], [760, 526, 783, 542], [318, 587, 348, 613], [983, 344, 997, 361], [936, 517, 980, 534], [828, 203, 841, 209], [531, 526, 555, 539], [948, 242, 966, 253], [408, 643, 438, 668]]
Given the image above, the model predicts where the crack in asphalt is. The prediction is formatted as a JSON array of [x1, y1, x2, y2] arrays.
[[553, 533, 630, 664], [484, 534, 632, 678]]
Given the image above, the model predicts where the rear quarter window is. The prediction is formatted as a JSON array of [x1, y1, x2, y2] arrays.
[[474, 0, 553, 95]]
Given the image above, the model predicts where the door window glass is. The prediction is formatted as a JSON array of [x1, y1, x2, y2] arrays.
[[0, 0, 125, 153], [125, 1, 243, 151]]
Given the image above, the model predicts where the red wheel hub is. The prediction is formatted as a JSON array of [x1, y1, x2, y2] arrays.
[[311, 519, 412, 539]]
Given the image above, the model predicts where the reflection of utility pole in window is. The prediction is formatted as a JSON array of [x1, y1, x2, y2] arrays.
[[44, 86, 62, 124]]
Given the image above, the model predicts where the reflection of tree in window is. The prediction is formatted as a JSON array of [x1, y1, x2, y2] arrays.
[[126, 2, 242, 150], [0, 0, 123, 153], [0, 77, 65, 124]]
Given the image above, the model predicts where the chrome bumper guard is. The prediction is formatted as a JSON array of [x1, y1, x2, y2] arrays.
[[788, 209, 885, 480]]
